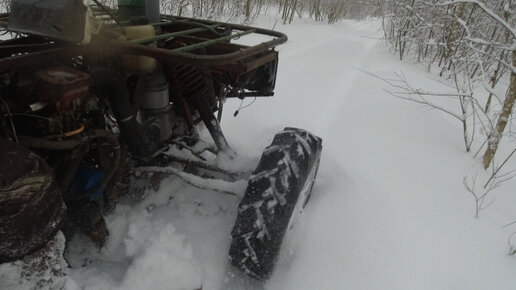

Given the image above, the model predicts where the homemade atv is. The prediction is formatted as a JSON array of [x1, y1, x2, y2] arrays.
[[0, 0, 322, 282]]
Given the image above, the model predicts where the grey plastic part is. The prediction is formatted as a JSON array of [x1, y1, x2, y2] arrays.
[[8, 0, 87, 43]]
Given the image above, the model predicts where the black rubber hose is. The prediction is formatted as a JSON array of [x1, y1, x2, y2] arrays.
[[18, 136, 83, 150], [90, 68, 134, 123], [90, 67, 160, 157]]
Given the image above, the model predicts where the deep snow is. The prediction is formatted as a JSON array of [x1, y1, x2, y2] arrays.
[[4, 17, 516, 290], [73, 18, 516, 290]]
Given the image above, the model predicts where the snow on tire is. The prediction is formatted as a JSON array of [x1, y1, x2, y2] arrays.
[[229, 127, 322, 280], [0, 138, 65, 263]]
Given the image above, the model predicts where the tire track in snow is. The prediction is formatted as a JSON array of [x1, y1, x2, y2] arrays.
[[262, 22, 404, 290], [273, 28, 381, 133], [267, 20, 516, 290]]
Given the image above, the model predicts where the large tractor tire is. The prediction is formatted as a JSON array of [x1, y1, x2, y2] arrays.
[[229, 128, 322, 280], [0, 138, 65, 263]]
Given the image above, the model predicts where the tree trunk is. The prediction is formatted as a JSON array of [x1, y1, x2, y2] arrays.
[[483, 49, 516, 169], [245, 0, 251, 21]]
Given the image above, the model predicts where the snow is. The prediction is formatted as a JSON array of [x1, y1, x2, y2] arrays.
[[0, 232, 74, 290], [3, 15, 516, 290], [253, 18, 516, 290]]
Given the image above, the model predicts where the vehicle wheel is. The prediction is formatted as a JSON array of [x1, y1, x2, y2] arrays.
[[229, 127, 322, 280], [0, 138, 65, 263]]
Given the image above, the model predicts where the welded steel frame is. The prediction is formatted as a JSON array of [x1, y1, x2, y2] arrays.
[[0, 13, 287, 72]]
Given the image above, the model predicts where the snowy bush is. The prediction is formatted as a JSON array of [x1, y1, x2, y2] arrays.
[[382, 0, 516, 171], [83, 0, 351, 23]]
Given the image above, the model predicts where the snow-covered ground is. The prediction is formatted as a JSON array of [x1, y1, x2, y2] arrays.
[[18, 17, 516, 289]]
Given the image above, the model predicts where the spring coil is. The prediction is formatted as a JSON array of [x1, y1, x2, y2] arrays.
[[168, 64, 212, 101]]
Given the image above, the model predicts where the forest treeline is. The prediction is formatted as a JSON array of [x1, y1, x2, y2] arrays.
[[380, 0, 516, 213], [0, 0, 380, 24], [382, 0, 516, 171]]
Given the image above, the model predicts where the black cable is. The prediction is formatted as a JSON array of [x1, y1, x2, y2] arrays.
[[0, 96, 18, 143], [233, 97, 256, 117]]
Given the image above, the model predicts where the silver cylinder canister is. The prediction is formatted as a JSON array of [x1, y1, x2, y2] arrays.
[[141, 71, 175, 141]]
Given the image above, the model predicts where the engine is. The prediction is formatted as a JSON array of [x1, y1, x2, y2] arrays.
[[1, 66, 92, 138], [2, 64, 167, 248], [0, 0, 287, 276]]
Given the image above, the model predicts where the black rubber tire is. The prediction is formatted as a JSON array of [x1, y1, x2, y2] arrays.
[[229, 127, 322, 280], [0, 138, 65, 263]]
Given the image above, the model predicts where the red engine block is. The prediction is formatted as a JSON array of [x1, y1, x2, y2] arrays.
[[35, 66, 91, 113]]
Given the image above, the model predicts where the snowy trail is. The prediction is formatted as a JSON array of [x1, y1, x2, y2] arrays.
[[66, 19, 516, 290], [229, 21, 410, 290], [225, 20, 516, 290]]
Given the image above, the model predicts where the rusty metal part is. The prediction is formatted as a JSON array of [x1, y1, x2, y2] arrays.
[[238, 91, 274, 97], [164, 67, 193, 128], [192, 92, 233, 156], [0, 14, 287, 71], [177, 94, 194, 129], [165, 64, 200, 129], [0, 138, 65, 263], [0, 46, 83, 73], [0, 41, 59, 57], [217, 99, 224, 122], [159, 150, 248, 181], [131, 24, 223, 44], [134, 165, 241, 197], [35, 66, 91, 113], [172, 29, 256, 53], [166, 63, 232, 154], [100, 37, 282, 67], [206, 50, 279, 76]]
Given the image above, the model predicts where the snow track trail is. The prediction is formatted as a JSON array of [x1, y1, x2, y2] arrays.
[[228, 19, 516, 290], [64, 19, 516, 290]]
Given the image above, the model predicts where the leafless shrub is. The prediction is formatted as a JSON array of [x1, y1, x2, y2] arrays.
[[0, 0, 10, 12], [463, 174, 499, 218], [89, 0, 352, 24], [2, 0, 381, 24], [382, 0, 516, 170]]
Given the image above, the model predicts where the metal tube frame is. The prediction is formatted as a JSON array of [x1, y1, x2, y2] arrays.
[[0, 13, 287, 71]]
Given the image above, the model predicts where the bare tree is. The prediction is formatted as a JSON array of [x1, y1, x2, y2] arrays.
[[383, 0, 516, 171], [463, 174, 498, 218]]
